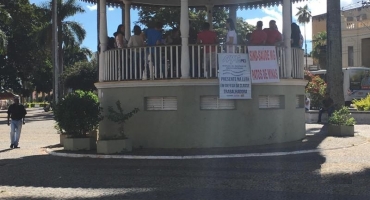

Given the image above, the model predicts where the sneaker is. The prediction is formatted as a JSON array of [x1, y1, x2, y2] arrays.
[[10, 144, 14, 149], [14, 145, 20, 149]]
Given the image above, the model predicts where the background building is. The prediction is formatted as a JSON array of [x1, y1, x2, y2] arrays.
[[312, 2, 370, 68]]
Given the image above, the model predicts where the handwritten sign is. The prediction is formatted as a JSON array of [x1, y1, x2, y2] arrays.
[[248, 46, 280, 83], [218, 53, 252, 99]]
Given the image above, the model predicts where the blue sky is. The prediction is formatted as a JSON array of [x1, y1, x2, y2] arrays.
[[30, 0, 358, 54]]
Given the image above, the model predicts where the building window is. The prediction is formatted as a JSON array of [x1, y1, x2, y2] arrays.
[[259, 95, 284, 109], [200, 96, 235, 110], [296, 95, 305, 108], [348, 46, 354, 66], [347, 16, 354, 21], [146, 97, 177, 111]]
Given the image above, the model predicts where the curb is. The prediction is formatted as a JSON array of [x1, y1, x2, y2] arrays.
[[45, 140, 369, 160]]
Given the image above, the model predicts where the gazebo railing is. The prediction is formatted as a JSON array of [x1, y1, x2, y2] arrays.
[[103, 45, 304, 81]]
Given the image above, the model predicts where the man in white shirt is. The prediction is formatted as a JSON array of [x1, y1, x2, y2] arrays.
[[305, 96, 310, 111]]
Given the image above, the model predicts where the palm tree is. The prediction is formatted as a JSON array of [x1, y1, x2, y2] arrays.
[[326, 0, 344, 107], [63, 42, 92, 68], [39, 0, 86, 97], [296, 4, 311, 69]]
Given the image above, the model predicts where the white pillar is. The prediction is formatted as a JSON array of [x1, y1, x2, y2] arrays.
[[206, 5, 213, 30], [99, 0, 108, 82], [121, 4, 125, 25], [123, 0, 131, 41], [180, 0, 190, 78], [229, 6, 237, 26], [283, 0, 292, 78]]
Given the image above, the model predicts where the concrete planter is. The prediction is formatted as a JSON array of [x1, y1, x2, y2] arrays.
[[97, 139, 132, 154], [328, 125, 355, 137], [60, 134, 68, 146], [64, 137, 94, 151]]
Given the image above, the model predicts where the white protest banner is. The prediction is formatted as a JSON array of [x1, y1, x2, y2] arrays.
[[218, 53, 252, 99], [248, 46, 280, 83]]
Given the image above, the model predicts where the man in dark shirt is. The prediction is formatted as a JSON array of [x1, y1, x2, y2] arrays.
[[7, 95, 27, 148], [317, 93, 334, 123]]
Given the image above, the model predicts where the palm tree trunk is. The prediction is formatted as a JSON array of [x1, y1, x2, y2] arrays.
[[304, 23, 307, 69], [326, 0, 344, 107], [58, 22, 64, 98]]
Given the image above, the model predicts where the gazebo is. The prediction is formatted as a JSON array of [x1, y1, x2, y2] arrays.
[[80, 0, 307, 149]]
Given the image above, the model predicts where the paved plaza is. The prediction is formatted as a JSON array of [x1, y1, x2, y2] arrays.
[[1, 109, 370, 199]]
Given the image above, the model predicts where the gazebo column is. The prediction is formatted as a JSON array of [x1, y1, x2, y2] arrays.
[[180, 0, 190, 78], [121, 4, 124, 25], [282, 0, 292, 78], [229, 6, 237, 25], [123, 0, 131, 40], [206, 5, 213, 30], [99, 0, 108, 82]]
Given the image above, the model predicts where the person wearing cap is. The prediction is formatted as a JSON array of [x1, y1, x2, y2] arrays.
[[249, 21, 267, 45], [317, 93, 334, 124], [7, 95, 27, 149]]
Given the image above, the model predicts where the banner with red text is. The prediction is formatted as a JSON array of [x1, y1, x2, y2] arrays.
[[248, 46, 280, 83]]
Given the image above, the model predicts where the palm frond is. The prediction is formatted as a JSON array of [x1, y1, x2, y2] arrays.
[[63, 21, 86, 44]]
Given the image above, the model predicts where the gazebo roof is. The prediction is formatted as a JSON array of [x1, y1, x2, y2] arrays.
[[80, 0, 307, 10]]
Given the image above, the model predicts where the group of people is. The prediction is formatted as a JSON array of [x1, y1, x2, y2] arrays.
[[247, 20, 303, 48], [106, 19, 304, 78]]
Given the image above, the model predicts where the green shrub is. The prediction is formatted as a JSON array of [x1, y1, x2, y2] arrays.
[[30, 103, 35, 107], [353, 94, 370, 111], [54, 90, 103, 137], [305, 71, 327, 109], [329, 106, 356, 126]]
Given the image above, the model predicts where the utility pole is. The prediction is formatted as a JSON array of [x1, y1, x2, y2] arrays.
[[52, 0, 59, 105]]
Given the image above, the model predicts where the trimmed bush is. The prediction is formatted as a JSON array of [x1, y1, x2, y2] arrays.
[[353, 94, 370, 111], [54, 90, 103, 137]]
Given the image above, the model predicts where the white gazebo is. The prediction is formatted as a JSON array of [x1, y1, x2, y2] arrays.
[[80, 0, 307, 150]]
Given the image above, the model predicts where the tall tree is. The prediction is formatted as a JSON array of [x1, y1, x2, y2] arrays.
[[312, 31, 327, 69], [326, 0, 344, 107], [63, 42, 92, 68], [296, 4, 311, 69], [0, 0, 45, 96], [62, 58, 98, 91], [39, 0, 86, 96], [136, 7, 254, 44]]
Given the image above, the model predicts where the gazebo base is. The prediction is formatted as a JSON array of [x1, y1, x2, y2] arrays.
[[96, 79, 306, 148]]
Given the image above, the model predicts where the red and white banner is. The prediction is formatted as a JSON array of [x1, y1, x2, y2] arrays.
[[248, 46, 280, 83]]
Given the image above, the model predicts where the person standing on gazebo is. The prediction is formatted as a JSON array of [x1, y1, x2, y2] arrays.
[[7, 95, 27, 149], [142, 22, 164, 78], [250, 21, 267, 45], [225, 18, 237, 53]]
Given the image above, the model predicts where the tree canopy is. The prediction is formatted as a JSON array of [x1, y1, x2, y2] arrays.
[[136, 8, 255, 44]]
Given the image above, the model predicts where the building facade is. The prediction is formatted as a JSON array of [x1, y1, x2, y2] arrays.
[[312, 3, 370, 68]]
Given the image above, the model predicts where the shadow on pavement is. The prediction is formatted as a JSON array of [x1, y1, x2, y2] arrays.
[[0, 153, 369, 199], [1, 122, 370, 198]]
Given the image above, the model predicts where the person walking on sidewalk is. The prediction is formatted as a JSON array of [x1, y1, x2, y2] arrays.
[[7, 95, 27, 149]]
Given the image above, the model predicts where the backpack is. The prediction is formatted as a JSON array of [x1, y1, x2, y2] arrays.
[[107, 37, 116, 50]]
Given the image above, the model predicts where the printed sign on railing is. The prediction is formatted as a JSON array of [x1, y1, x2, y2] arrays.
[[218, 53, 252, 99], [248, 46, 280, 83]]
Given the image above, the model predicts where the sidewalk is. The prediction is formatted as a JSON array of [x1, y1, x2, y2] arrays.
[[46, 124, 370, 159]]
